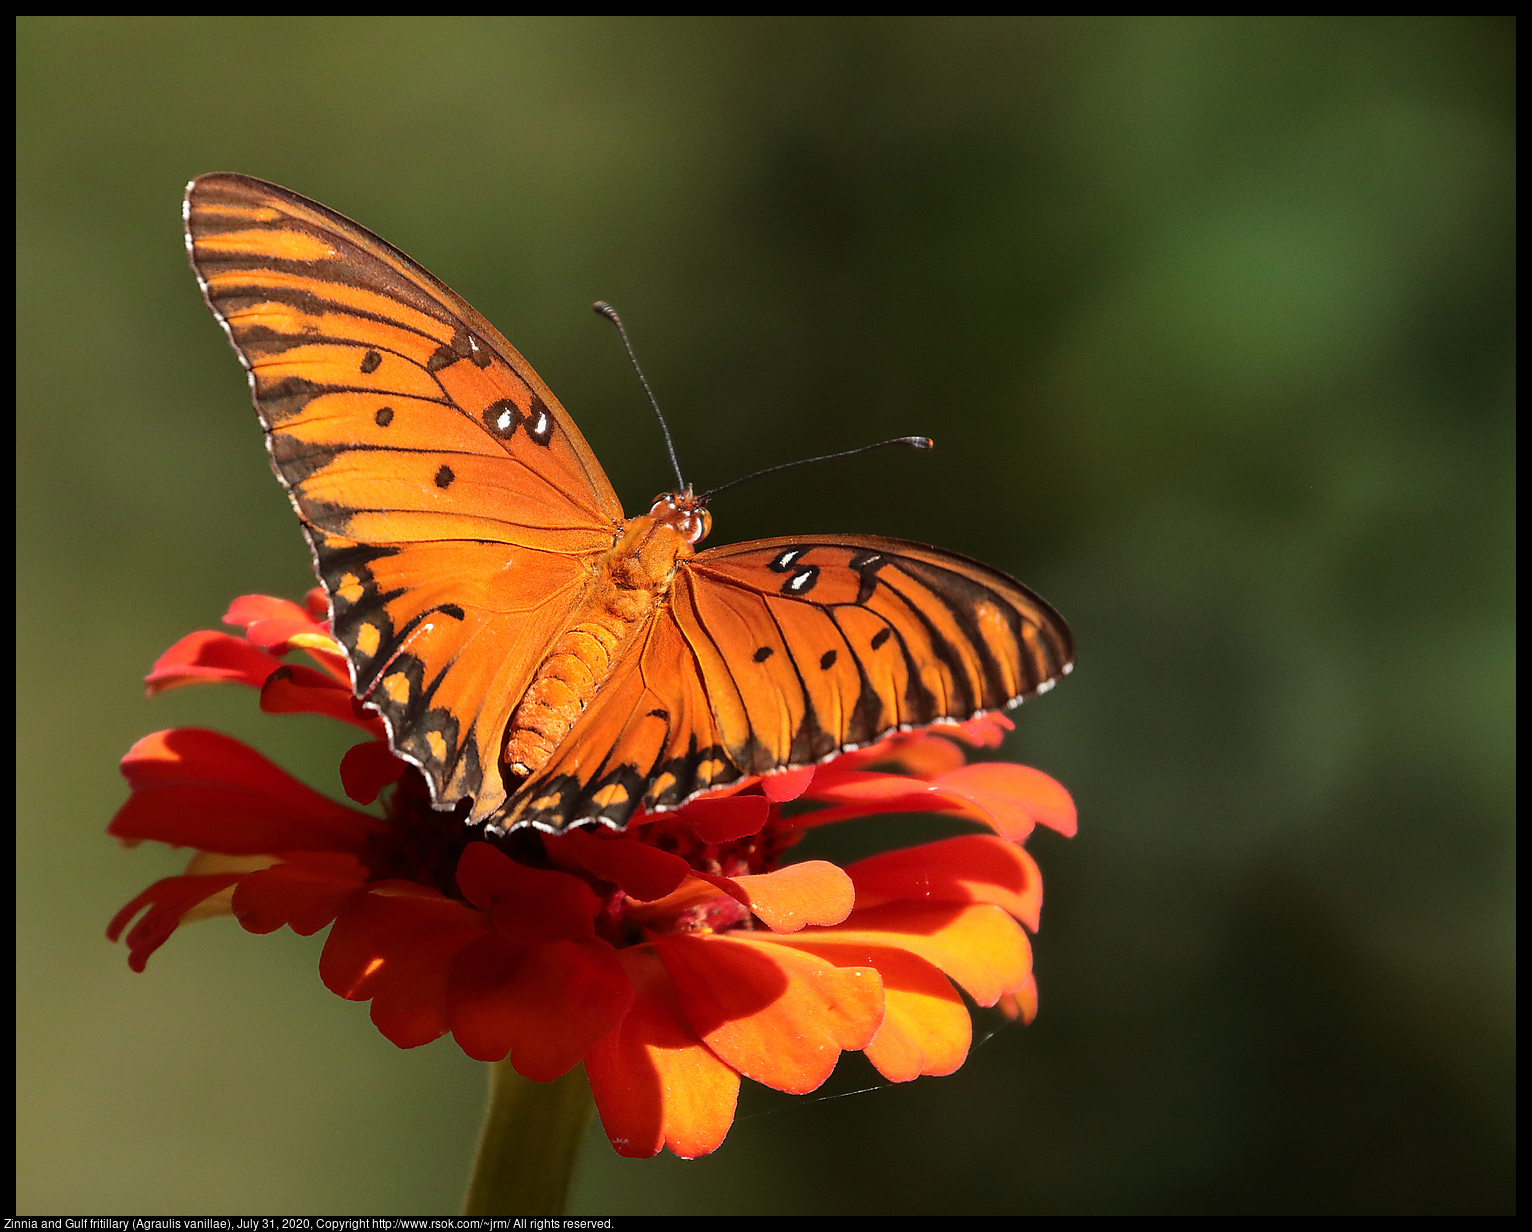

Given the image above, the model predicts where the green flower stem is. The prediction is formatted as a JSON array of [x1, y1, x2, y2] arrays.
[[462, 1060, 596, 1216]]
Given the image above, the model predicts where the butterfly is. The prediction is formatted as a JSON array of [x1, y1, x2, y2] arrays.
[[183, 174, 1073, 834]]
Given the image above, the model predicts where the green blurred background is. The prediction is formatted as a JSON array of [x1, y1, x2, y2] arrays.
[[16, 16, 1514, 1215]]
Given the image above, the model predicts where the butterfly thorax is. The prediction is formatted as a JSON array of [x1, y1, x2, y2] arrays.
[[500, 490, 711, 780]]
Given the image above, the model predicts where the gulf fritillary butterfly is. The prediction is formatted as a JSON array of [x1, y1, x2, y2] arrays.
[[183, 174, 1074, 834]]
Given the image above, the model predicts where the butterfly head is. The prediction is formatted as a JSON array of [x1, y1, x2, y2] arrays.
[[648, 489, 712, 546]]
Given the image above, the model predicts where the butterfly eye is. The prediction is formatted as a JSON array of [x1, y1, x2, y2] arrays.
[[683, 507, 712, 545], [648, 494, 711, 545]]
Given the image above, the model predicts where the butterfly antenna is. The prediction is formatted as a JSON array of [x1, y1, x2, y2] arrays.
[[699, 436, 933, 503], [594, 301, 687, 492]]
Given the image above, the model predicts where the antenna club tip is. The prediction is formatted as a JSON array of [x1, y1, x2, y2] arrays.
[[593, 301, 617, 319], [907, 435, 934, 449]]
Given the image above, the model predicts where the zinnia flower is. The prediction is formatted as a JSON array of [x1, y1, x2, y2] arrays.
[[109, 592, 1076, 1162]]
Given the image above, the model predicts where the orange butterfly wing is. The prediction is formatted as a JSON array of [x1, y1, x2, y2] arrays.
[[494, 536, 1073, 832], [184, 174, 625, 822]]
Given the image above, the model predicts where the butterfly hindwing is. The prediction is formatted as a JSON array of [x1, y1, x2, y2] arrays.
[[184, 174, 625, 817], [493, 535, 1073, 832], [488, 612, 745, 832], [320, 537, 592, 821]]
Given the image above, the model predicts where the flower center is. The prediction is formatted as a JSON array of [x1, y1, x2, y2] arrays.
[[635, 809, 800, 880], [366, 772, 804, 946], [362, 770, 478, 897]]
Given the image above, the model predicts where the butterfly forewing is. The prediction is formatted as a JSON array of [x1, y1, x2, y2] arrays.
[[494, 535, 1072, 832], [685, 534, 1073, 729], [184, 174, 625, 818]]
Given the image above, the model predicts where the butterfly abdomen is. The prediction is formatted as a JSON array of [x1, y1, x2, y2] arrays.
[[501, 509, 696, 779]]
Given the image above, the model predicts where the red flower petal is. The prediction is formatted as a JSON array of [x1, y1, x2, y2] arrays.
[[293, 641, 354, 683], [791, 762, 1076, 842], [945, 713, 1015, 748], [107, 872, 246, 972], [998, 973, 1039, 1025], [877, 733, 969, 778], [111, 728, 381, 854], [232, 855, 370, 935], [259, 665, 384, 734], [654, 932, 883, 1094], [800, 901, 1032, 1008], [823, 731, 967, 780], [320, 883, 485, 1048], [863, 955, 970, 1081], [818, 715, 1012, 780], [221, 594, 351, 679], [926, 762, 1078, 840], [681, 794, 771, 843], [715, 861, 855, 933], [778, 939, 971, 1082], [448, 933, 632, 1076], [789, 770, 950, 829], [846, 835, 1044, 931], [224, 595, 312, 630], [144, 630, 285, 697], [548, 829, 690, 902], [456, 843, 598, 943], [339, 739, 406, 805], [585, 947, 739, 1159], [761, 766, 815, 802], [245, 616, 325, 650], [620, 874, 732, 925]]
